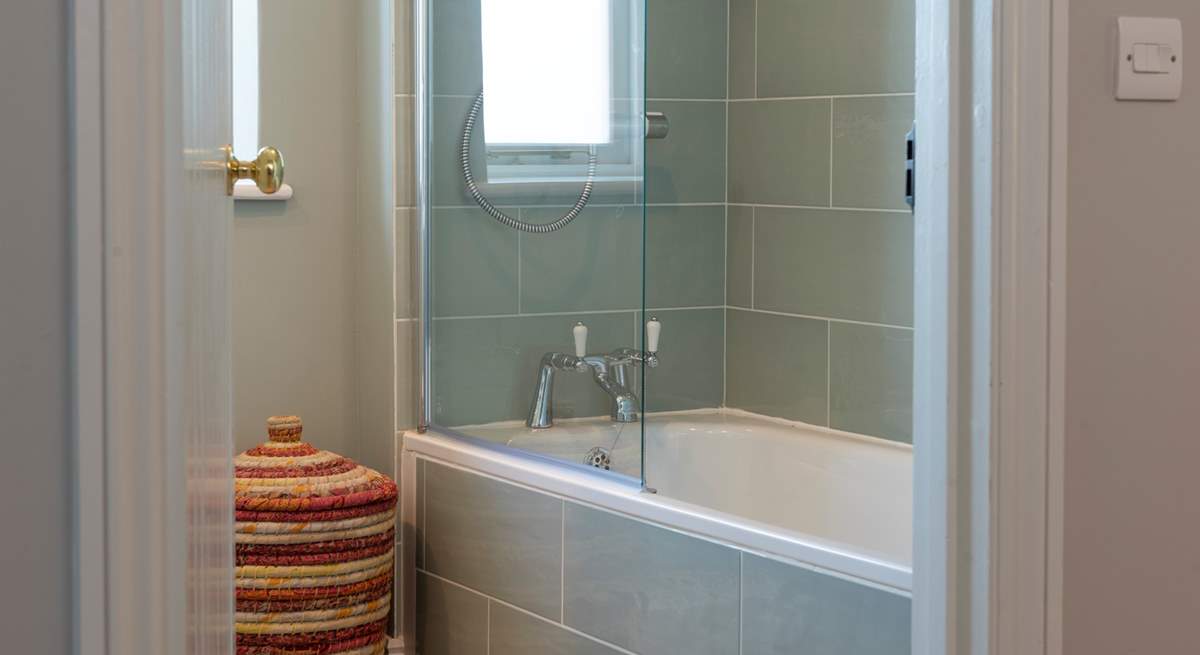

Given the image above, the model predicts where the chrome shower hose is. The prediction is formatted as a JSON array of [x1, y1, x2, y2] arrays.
[[460, 91, 598, 233]]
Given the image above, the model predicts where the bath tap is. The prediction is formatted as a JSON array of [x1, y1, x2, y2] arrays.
[[526, 318, 662, 429]]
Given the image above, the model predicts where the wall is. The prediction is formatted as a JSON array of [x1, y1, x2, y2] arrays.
[[0, 2, 72, 654], [1063, 3, 1200, 653], [232, 0, 361, 456], [723, 0, 915, 444], [424, 0, 729, 429], [412, 458, 910, 655], [356, 0, 399, 493]]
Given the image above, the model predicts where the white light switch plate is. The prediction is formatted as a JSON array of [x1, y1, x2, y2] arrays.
[[1117, 17, 1184, 100]]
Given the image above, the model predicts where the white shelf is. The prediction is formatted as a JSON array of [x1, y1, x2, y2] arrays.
[[233, 179, 293, 201]]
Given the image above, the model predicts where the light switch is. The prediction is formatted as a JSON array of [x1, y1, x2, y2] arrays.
[[1117, 17, 1184, 100]]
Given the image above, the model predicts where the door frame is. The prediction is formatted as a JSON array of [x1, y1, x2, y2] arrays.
[[912, 0, 1067, 653], [70, 0, 1068, 653]]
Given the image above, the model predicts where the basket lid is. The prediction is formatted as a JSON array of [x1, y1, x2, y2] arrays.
[[234, 416, 397, 514]]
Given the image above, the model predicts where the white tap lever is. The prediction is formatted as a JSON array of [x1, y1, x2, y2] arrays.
[[646, 317, 661, 353], [573, 322, 589, 357]]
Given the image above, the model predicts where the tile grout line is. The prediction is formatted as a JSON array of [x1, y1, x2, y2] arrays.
[[728, 91, 916, 102], [828, 98, 835, 208], [826, 320, 832, 427], [433, 307, 725, 320], [516, 208, 522, 314], [738, 551, 745, 655], [749, 207, 755, 309], [726, 306, 913, 331], [560, 499, 566, 624], [724, 0, 731, 409], [416, 569, 640, 655], [433, 307, 913, 331], [753, 0, 758, 98], [486, 600, 491, 655], [727, 202, 911, 214], [421, 461, 426, 568]]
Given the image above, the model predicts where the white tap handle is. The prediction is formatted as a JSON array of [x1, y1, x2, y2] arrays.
[[573, 322, 588, 357], [646, 317, 661, 353]]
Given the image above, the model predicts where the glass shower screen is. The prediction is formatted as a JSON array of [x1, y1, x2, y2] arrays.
[[425, 0, 648, 482]]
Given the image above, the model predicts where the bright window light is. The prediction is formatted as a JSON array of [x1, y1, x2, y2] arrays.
[[231, 0, 259, 159], [480, 0, 612, 146]]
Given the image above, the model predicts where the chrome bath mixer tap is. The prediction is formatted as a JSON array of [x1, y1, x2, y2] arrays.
[[527, 318, 662, 429]]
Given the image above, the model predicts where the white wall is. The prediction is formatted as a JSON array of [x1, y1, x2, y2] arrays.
[[1064, 3, 1200, 653], [0, 2, 72, 654], [232, 1, 361, 456]]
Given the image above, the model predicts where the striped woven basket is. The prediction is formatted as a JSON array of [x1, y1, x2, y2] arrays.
[[235, 416, 397, 655]]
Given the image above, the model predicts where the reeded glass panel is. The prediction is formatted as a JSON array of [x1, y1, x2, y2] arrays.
[[427, 0, 647, 482]]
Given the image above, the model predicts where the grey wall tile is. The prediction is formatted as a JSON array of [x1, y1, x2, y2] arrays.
[[417, 572, 488, 655], [431, 313, 633, 426], [521, 206, 641, 313], [395, 208, 417, 319], [415, 458, 426, 569], [830, 323, 913, 443], [563, 503, 740, 655], [728, 99, 831, 206], [647, 0, 728, 99], [741, 554, 911, 655], [647, 100, 727, 204], [728, 0, 756, 99], [754, 207, 913, 326], [431, 96, 484, 206], [726, 205, 753, 308], [490, 603, 622, 655], [394, 0, 412, 95], [396, 96, 416, 208], [644, 308, 724, 412], [756, 0, 915, 97], [726, 309, 827, 424], [832, 96, 915, 211], [430, 0, 481, 96], [431, 208, 518, 317], [396, 320, 418, 431], [423, 462, 564, 619], [646, 204, 726, 308]]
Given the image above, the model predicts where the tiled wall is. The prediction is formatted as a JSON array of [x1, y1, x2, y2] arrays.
[[396, 0, 419, 435], [723, 0, 916, 443], [411, 458, 911, 655], [423, 0, 731, 428]]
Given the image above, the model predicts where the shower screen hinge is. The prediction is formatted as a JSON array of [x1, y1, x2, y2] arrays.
[[905, 122, 916, 210]]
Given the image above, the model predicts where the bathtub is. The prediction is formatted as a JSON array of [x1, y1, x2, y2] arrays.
[[403, 408, 912, 591]]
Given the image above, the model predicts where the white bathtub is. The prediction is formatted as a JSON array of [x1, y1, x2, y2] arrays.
[[404, 408, 912, 591]]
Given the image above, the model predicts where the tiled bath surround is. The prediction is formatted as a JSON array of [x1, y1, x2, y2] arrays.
[[395, 0, 918, 647], [412, 458, 911, 655], [409, 0, 916, 444], [723, 0, 916, 444]]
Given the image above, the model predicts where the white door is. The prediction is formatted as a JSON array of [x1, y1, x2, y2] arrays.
[[178, 0, 234, 653]]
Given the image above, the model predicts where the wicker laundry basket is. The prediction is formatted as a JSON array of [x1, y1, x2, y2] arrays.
[[235, 416, 397, 655]]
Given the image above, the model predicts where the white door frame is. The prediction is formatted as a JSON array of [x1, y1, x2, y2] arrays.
[[912, 0, 1067, 653], [71, 0, 1068, 653]]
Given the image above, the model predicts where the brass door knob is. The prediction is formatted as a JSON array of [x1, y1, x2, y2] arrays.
[[224, 145, 285, 195]]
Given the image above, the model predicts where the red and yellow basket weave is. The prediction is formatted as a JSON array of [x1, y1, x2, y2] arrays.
[[235, 416, 396, 655]]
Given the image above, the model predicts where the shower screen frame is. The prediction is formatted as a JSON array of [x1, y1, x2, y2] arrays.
[[414, 0, 649, 488]]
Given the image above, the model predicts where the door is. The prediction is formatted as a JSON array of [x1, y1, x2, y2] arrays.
[[179, 0, 233, 653]]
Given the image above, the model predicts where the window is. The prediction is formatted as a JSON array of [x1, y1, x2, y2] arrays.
[[231, 0, 259, 161], [480, 0, 612, 146], [475, 0, 641, 188]]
